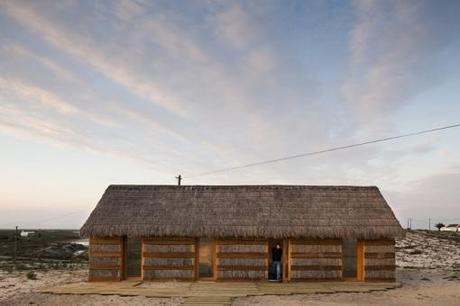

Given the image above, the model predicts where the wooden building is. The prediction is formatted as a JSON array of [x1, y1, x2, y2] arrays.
[[80, 185, 404, 282]]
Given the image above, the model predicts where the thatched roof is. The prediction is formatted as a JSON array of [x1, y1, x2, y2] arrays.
[[80, 185, 404, 239]]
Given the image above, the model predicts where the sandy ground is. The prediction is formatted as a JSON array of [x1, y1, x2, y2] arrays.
[[1, 231, 459, 305], [233, 269, 460, 306]]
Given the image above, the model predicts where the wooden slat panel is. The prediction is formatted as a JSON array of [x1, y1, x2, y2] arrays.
[[217, 265, 267, 271], [291, 265, 341, 271], [143, 252, 195, 258], [365, 265, 395, 271], [142, 277, 194, 281], [364, 240, 394, 246], [90, 238, 123, 244], [89, 265, 120, 270], [365, 252, 395, 259], [215, 240, 267, 245], [90, 252, 121, 258], [217, 252, 267, 259], [291, 252, 342, 258], [290, 240, 341, 245], [143, 240, 196, 245], [365, 277, 396, 282], [289, 278, 340, 282], [89, 276, 121, 282], [143, 265, 194, 270]]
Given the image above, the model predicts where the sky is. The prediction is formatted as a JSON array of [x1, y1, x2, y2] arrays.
[[0, 0, 459, 230]]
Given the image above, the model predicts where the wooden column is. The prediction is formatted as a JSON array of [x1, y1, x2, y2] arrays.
[[357, 240, 364, 281]]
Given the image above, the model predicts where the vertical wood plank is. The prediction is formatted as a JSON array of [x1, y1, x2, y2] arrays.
[[282, 239, 287, 282], [212, 239, 217, 281], [287, 239, 291, 281], [357, 240, 364, 281], [194, 238, 199, 281]]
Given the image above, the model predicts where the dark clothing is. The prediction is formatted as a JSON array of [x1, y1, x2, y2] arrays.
[[272, 247, 282, 261]]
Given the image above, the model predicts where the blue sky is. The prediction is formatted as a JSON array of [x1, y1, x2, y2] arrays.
[[0, 0, 459, 229]]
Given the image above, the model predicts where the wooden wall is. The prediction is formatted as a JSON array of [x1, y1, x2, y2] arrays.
[[216, 240, 268, 280], [88, 237, 123, 282], [364, 240, 395, 281], [142, 238, 196, 281], [289, 240, 342, 281]]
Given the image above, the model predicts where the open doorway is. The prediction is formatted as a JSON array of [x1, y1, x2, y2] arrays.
[[125, 237, 141, 278], [342, 239, 364, 281], [198, 238, 214, 279], [268, 239, 283, 281]]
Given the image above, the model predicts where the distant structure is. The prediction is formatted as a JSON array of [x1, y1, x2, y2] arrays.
[[20, 230, 36, 238], [81, 185, 404, 282], [441, 224, 460, 232]]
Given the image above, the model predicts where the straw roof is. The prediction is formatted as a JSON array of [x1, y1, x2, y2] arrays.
[[80, 185, 404, 239]]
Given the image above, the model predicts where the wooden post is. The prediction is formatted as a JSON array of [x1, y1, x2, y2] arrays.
[[282, 239, 288, 282], [357, 240, 365, 281], [212, 240, 217, 281], [287, 239, 291, 282], [194, 238, 199, 280]]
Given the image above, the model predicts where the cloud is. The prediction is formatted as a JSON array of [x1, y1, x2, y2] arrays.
[[214, 4, 258, 49], [1, 1, 187, 117], [0, 77, 78, 114], [342, 0, 460, 118]]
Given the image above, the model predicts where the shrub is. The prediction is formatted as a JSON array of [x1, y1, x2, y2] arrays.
[[26, 271, 37, 280]]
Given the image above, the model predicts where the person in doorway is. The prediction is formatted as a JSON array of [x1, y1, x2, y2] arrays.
[[271, 243, 282, 281]]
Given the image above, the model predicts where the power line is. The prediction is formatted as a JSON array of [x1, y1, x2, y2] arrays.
[[186, 123, 460, 178]]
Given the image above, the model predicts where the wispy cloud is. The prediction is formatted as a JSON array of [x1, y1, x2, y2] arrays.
[[342, 0, 460, 118], [1, 0, 187, 117], [0, 77, 78, 114]]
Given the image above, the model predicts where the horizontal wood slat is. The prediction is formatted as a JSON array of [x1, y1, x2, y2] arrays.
[[142, 277, 194, 281], [365, 265, 395, 271], [215, 240, 267, 245], [364, 240, 394, 246], [142, 240, 195, 245], [89, 265, 120, 270], [290, 278, 341, 282], [291, 265, 342, 271], [365, 278, 396, 282], [143, 252, 195, 258], [89, 276, 121, 282], [291, 252, 342, 258], [217, 265, 267, 271], [217, 252, 267, 259], [89, 238, 123, 244], [143, 265, 194, 270], [365, 252, 395, 259], [290, 240, 341, 245], [90, 252, 121, 257]]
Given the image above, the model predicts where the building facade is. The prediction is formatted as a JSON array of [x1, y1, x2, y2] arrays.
[[81, 185, 404, 282]]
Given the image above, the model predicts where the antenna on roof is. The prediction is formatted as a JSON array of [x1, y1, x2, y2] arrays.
[[175, 174, 182, 186]]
